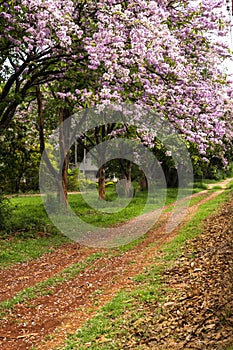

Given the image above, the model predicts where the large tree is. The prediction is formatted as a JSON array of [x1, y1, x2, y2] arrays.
[[1, 0, 233, 202]]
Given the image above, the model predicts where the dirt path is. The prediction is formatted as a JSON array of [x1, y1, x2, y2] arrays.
[[206, 177, 232, 189], [0, 181, 232, 350]]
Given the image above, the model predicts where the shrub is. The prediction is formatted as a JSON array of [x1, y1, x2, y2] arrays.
[[0, 193, 13, 232], [67, 168, 79, 191], [67, 169, 97, 191]]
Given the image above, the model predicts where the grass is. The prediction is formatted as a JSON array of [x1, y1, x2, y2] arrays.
[[0, 183, 217, 268], [6, 186, 194, 231], [57, 190, 230, 350], [0, 188, 176, 267], [67, 187, 170, 227], [193, 181, 209, 190], [211, 185, 223, 190], [6, 195, 56, 234], [194, 178, 224, 185], [226, 179, 233, 190], [163, 191, 210, 213], [161, 190, 230, 261]]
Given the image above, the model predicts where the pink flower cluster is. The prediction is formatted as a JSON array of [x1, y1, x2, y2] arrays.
[[1, 0, 82, 52], [84, 0, 233, 155]]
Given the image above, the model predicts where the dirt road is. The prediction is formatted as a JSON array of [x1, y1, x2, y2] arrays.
[[0, 180, 232, 350]]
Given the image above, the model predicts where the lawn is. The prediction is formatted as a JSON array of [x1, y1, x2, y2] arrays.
[[7, 185, 188, 233], [0, 183, 207, 268]]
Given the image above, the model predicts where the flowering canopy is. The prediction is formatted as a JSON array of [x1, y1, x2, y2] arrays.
[[0, 0, 233, 157], [0, 0, 83, 129], [84, 0, 233, 155]]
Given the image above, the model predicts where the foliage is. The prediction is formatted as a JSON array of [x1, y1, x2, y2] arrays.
[[0, 119, 40, 193], [1, 0, 233, 150], [0, 193, 12, 232], [67, 168, 100, 194], [67, 168, 79, 192], [105, 181, 115, 188]]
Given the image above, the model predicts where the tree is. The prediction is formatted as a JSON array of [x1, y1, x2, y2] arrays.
[[0, 0, 83, 131], [1, 0, 233, 202]]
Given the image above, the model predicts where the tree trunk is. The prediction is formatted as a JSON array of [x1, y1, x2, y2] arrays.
[[98, 164, 106, 200], [35, 87, 71, 207], [36, 85, 45, 154], [59, 107, 71, 206], [161, 161, 178, 188], [140, 172, 148, 191], [96, 135, 106, 200], [120, 160, 133, 197], [125, 161, 133, 197]]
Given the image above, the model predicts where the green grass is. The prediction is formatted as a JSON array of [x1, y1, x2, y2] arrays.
[[57, 190, 230, 350], [161, 191, 230, 261], [163, 191, 210, 213], [7, 195, 55, 234], [0, 185, 212, 268], [195, 178, 224, 185], [7, 187, 191, 232], [67, 188, 166, 227], [226, 179, 233, 190], [0, 188, 176, 267], [211, 185, 223, 190], [193, 181, 209, 190]]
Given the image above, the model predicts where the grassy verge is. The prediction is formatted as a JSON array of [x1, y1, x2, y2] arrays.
[[226, 179, 233, 190], [56, 190, 230, 350], [162, 190, 210, 213]]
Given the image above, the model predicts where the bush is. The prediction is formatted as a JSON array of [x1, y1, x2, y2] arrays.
[[67, 168, 79, 191], [67, 169, 97, 191], [0, 193, 13, 232]]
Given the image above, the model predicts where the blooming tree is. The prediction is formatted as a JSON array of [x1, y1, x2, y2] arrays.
[[1, 0, 233, 200], [84, 0, 233, 155], [0, 0, 83, 130]]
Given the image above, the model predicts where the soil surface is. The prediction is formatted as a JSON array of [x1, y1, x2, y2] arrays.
[[0, 179, 232, 350]]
